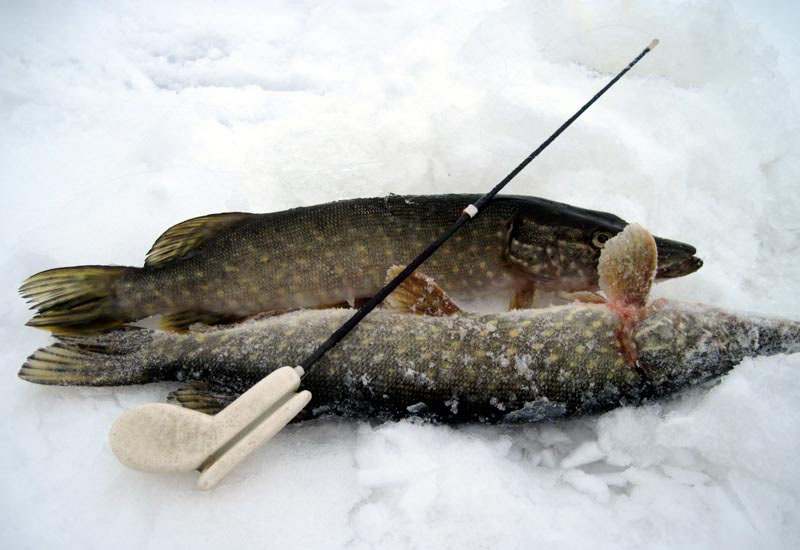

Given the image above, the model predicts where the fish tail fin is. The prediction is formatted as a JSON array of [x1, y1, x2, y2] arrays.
[[19, 328, 161, 386], [20, 266, 133, 333]]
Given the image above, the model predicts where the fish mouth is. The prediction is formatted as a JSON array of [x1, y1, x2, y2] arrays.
[[653, 236, 703, 280]]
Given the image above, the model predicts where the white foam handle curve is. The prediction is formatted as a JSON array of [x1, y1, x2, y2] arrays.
[[109, 366, 312, 489]]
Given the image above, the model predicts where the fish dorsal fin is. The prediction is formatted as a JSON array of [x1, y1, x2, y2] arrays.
[[167, 382, 237, 415], [383, 266, 461, 316], [598, 223, 657, 308], [145, 213, 255, 267]]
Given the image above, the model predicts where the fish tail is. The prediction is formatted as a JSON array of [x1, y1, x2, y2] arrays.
[[19, 329, 161, 386], [20, 266, 134, 333]]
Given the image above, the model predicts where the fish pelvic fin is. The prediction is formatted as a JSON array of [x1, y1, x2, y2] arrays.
[[19, 329, 159, 386], [145, 212, 256, 267], [510, 286, 536, 310], [383, 266, 461, 316], [20, 266, 131, 333], [167, 382, 238, 415]]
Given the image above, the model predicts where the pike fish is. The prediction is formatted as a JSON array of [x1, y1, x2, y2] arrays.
[[19, 226, 795, 424], [20, 194, 701, 333]]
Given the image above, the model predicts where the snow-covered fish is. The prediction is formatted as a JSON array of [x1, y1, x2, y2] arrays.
[[19, 225, 794, 424], [19, 194, 700, 333]]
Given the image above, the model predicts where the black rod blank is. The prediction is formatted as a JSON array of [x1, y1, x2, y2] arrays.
[[300, 39, 659, 372]]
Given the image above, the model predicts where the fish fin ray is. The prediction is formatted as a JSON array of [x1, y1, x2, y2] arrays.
[[510, 287, 536, 309], [20, 266, 130, 333], [167, 382, 237, 415], [383, 266, 461, 316], [19, 331, 157, 386], [145, 213, 256, 267], [159, 310, 243, 333]]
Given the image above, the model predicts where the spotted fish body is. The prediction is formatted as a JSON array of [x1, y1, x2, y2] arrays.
[[20, 194, 701, 332], [20, 302, 800, 423]]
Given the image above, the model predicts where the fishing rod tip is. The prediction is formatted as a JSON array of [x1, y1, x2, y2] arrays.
[[647, 38, 659, 51]]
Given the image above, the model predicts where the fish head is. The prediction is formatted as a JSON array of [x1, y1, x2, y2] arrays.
[[635, 302, 800, 396], [503, 197, 702, 291]]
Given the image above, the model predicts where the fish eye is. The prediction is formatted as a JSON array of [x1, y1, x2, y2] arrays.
[[592, 231, 613, 248]]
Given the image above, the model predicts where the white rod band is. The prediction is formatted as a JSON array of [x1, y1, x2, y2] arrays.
[[463, 204, 478, 218]]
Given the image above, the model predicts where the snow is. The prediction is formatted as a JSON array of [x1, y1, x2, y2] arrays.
[[2, 1, 799, 548]]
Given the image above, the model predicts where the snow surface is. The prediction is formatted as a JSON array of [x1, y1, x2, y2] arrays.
[[2, 1, 799, 548]]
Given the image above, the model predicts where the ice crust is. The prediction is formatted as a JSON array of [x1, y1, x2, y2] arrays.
[[2, 1, 800, 549]]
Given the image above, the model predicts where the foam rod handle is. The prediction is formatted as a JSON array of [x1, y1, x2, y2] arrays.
[[110, 403, 219, 473], [198, 388, 311, 490], [109, 367, 311, 484]]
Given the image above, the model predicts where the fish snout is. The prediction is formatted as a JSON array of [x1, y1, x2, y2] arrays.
[[653, 236, 702, 280]]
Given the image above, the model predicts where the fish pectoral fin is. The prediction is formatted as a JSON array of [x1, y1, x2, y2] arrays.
[[145, 212, 256, 267], [383, 266, 461, 316], [167, 382, 238, 415], [159, 310, 244, 333]]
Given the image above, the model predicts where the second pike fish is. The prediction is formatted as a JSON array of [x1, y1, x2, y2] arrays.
[[20, 194, 701, 332]]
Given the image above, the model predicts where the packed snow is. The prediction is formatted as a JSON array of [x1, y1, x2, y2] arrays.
[[2, 1, 799, 549]]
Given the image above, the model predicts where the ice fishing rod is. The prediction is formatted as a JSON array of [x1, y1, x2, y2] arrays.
[[299, 38, 659, 372], [109, 39, 660, 489]]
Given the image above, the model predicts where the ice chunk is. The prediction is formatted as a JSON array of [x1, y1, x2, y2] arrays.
[[562, 469, 611, 503], [560, 441, 606, 469]]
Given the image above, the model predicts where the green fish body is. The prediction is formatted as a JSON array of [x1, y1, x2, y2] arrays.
[[20, 301, 799, 423], [20, 195, 701, 333]]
